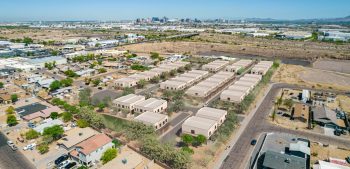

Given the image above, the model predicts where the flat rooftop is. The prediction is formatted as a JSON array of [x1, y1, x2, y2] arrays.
[[196, 107, 227, 121], [113, 94, 145, 104], [183, 116, 217, 130], [135, 111, 168, 125], [135, 98, 167, 109]]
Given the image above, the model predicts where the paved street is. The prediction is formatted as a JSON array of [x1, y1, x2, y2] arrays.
[[0, 133, 35, 169], [218, 83, 350, 169], [160, 112, 191, 143]]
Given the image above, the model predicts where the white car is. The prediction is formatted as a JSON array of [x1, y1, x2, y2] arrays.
[[7, 141, 14, 146], [58, 160, 71, 169], [23, 143, 36, 151]]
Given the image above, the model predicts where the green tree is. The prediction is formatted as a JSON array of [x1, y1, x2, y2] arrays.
[[51, 50, 59, 56], [122, 87, 135, 96], [62, 112, 73, 122], [11, 94, 18, 103], [77, 119, 89, 128], [25, 129, 40, 140], [7, 115, 18, 126], [50, 112, 59, 119], [98, 68, 107, 74], [49, 80, 61, 91], [184, 64, 191, 71], [0, 82, 4, 88], [60, 78, 73, 87], [64, 70, 78, 78], [193, 135, 206, 146], [77, 107, 104, 129], [6, 106, 15, 114], [181, 146, 194, 154], [37, 144, 49, 154], [97, 103, 106, 112], [150, 52, 160, 60], [22, 37, 33, 44], [101, 148, 117, 164], [181, 134, 194, 146], [79, 88, 92, 106], [150, 77, 160, 83], [137, 79, 147, 89], [284, 99, 294, 110], [43, 125, 64, 140], [92, 79, 101, 87], [170, 70, 177, 77]]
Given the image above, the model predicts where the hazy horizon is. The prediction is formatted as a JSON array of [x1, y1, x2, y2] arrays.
[[1, 0, 350, 22]]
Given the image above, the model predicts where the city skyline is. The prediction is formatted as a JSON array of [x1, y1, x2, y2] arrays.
[[1, 0, 350, 21]]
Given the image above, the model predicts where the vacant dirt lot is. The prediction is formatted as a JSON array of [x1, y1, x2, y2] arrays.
[[311, 142, 350, 167], [272, 64, 350, 91], [119, 33, 350, 60], [313, 60, 350, 74]]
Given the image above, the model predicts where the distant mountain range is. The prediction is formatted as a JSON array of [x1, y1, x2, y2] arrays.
[[243, 16, 350, 23]]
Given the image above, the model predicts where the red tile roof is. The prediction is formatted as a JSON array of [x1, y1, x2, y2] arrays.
[[75, 134, 112, 155]]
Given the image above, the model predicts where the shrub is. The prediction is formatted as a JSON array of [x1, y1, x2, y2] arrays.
[[101, 148, 117, 164], [37, 144, 49, 154], [62, 112, 73, 122], [25, 129, 40, 140], [50, 112, 59, 119], [7, 114, 18, 126], [77, 119, 89, 128]]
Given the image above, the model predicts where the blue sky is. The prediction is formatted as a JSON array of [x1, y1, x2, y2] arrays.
[[1, 0, 349, 21]]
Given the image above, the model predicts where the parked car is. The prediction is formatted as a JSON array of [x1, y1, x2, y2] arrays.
[[7, 141, 14, 147], [17, 137, 24, 143], [23, 143, 36, 151], [58, 160, 71, 169], [64, 162, 77, 169], [250, 139, 257, 145], [10, 144, 18, 151], [334, 130, 341, 136], [28, 122, 36, 128], [54, 155, 69, 166]]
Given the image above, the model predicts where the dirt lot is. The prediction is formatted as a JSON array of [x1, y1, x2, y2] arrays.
[[311, 142, 350, 167], [119, 32, 350, 60], [313, 60, 350, 74], [272, 64, 350, 91]]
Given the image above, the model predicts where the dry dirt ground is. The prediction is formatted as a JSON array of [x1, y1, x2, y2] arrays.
[[119, 32, 350, 60], [311, 142, 350, 167], [313, 60, 350, 74], [272, 64, 350, 91]]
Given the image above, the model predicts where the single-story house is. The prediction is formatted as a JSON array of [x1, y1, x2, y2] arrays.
[[134, 111, 169, 130], [182, 116, 218, 139], [113, 94, 145, 112], [196, 107, 227, 126], [292, 103, 309, 123], [33, 118, 64, 134], [134, 98, 167, 114]]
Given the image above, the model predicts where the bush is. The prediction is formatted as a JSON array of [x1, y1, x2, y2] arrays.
[[101, 148, 117, 164], [77, 119, 89, 128], [6, 106, 15, 114], [50, 112, 59, 119], [37, 144, 49, 154], [122, 87, 135, 96], [62, 112, 73, 122], [181, 146, 194, 154], [25, 129, 40, 140], [43, 125, 64, 140], [7, 114, 17, 126]]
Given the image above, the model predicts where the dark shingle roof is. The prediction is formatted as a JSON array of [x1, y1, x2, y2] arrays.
[[262, 151, 306, 169], [15, 102, 48, 117]]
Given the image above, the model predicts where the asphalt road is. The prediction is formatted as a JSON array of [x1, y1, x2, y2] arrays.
[[0, 133, 35, 169], [160, 112, 191, 143], [220, 83, 350, 169]]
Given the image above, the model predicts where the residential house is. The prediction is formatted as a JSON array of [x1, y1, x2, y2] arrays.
[[182, 116, 218, 139], [70, 134, 114, 166], [292, 103, 310, 123], [134, 111, 169, 130]]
